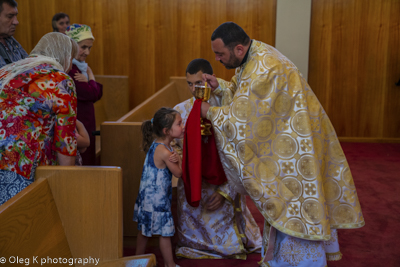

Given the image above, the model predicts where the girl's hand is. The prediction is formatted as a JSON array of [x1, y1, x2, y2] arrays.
[[76, 120, 90, 150], [74, 72, 89, 83], [169, 151, 179, 163]]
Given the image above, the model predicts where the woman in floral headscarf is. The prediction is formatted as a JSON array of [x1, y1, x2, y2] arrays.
[[66, 23, 102, 166], [0, 32, 79, 205]]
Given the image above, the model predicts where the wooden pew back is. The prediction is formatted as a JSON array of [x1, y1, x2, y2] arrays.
[[0, 178, 73, 262], [0, 166, 157, 266], [118, 77, 189, 123], [94, 75, 130, 128], [35, 166, 123, 262], [101, 77, 190, 236], [93, 75, 130, 159]]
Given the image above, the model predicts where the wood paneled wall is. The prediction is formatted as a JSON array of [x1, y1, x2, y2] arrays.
[[13, 0, 398, 140], [309, 0, 400, 140], [14, 0, 276, 109]]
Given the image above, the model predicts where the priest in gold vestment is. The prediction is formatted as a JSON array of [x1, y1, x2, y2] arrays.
[[200, 22, 365, 267], [173, 58, 262, 259]]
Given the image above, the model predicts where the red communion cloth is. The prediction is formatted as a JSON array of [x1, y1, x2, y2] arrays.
[[182, 99, 227, 207]]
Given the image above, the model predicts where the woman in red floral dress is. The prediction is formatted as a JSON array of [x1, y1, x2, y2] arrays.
[[0, 32, 79, 205]]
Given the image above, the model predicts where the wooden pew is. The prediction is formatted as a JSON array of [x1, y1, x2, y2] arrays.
[[36, 166, 123, 261], [101, 77, 191, 236], [94, 75, 130, 130], [93, 75, 130, 161], [0, 178, 73, 261], [0, 166, 156, 266]]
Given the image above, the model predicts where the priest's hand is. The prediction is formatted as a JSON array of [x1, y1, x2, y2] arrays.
[[202, 73, 219, 91], [201, 102, 211, 118], [206, 192, 225, 211]]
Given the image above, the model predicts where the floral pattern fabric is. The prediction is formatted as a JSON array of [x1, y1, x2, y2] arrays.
[[133, 142, 175, 237], [0, 63, 77, 181]]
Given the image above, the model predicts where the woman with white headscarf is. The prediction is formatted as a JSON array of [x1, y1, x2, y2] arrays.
[[0, 32, 79, 205]]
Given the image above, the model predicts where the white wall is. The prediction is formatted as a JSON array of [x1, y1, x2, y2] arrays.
[[275, 0, 312, 81]]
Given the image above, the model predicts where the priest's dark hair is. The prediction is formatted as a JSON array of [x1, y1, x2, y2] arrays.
[[186, 58, 213, 75], [211, 22, 251, 50], [141, 107, 179, 152]]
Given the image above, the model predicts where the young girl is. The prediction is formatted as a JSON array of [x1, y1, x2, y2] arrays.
[[75, 120, 90, 166], [133, 107, 183, 267]]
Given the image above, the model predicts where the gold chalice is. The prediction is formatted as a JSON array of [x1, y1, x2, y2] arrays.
[[194, 85, 212, 135]]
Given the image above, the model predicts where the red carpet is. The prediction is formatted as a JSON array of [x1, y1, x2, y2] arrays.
[[124, 142, 400, 267], [328, 143, 400, 267]]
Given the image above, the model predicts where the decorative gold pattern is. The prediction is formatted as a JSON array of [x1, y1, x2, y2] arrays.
[[255, 157, 280, 183], [280, 177, 302, 200], [275, 236, 324, 266], [273, 134, 298, 159], [325, 251, 342, 261], [206, 40, 364, 243], [173, 98, 262, 259]]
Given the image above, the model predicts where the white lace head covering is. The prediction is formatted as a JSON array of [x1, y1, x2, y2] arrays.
[[0, 32, 78, 93]]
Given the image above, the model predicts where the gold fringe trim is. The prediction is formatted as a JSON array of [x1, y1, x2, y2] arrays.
[[216, 189, 234, 204], [215, 189, 247, 256], [326, 251, 342, 261], [331, 221, 365, 229]]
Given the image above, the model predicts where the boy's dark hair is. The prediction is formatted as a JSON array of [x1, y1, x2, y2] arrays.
[[52, 12, 69, 32], [186, 58, 213, 75], [211, 22, 251, 50], [141, 107, 178, 152], [0, 0, 17, 13]]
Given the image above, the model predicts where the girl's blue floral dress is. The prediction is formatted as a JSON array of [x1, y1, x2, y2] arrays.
[[133, 142, 175, 237]]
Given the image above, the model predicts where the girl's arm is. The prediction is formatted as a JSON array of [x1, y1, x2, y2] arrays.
[[162, 148, 182, 178], [76, 120, 90, 152], [154, 145, 182, 178], [57, 152, 75, 166], [170, 150, 182, 170]]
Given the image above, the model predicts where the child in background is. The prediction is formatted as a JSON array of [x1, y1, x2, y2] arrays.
[[75, 120, 90, 166], [133, 107, 183, 267]]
